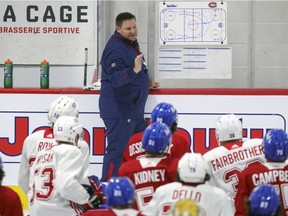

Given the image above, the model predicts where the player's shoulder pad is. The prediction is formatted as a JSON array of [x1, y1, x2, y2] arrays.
[[242, 138, 263, 147], [203, 146, 227, 159]]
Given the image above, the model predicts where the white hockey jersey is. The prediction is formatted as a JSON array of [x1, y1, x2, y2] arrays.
[[29, 144, 90, 216], [142, 182, 234, 216], [203, 138, 266, 200], [18, 128, 90, 194]]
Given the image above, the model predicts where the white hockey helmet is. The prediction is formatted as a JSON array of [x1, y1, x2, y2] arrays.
[[215, 114, 242, 142], [178, 153, 208, 183], [53, 116, 83, 146], [47, 96, 79, 124]]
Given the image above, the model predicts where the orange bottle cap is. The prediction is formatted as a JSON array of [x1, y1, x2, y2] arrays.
[[5, 59, 13, 64], [41, 60, 49, 64]]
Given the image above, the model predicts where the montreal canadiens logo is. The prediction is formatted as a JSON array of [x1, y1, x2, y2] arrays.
[[209, 2, 217, 8]]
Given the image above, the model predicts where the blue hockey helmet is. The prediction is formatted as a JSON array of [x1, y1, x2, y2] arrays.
[[249, 184, 280, 216], [142, 122, 172, 154], [263, 128, 288, 161], [151, 102, 178, 127], [105, 177, 135, 207]]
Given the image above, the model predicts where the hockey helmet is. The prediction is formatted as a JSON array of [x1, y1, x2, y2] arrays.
[[178, 153, 208, 183], [215, 114, 242, 142], [249, 184, 280, 216], [48, 96, 79, 124], [151, 102, 178, 127], [53, 116, 83, 146], [263, 128, 288, 162], [142, 122, 172, 154], [105, 177, 135, 207]]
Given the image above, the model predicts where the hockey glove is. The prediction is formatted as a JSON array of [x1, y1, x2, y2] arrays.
[[82, 175, 106, 209]]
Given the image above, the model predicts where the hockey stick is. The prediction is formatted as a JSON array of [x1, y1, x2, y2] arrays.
[[83, 48, 88, 87]]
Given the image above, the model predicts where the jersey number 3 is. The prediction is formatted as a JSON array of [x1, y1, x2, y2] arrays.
[[30, 167, 55, 204]]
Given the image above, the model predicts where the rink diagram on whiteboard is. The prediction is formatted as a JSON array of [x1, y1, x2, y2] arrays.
[[159, 2, 227, 45]]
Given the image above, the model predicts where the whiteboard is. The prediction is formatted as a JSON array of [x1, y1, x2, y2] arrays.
[[159, 2, 227, 45], [157, 47, 232, 79], [0, 1, 97, 65]]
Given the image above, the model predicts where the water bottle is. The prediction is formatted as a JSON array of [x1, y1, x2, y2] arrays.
[[4, 59, 13, 88], [40, 60, 49, 89]]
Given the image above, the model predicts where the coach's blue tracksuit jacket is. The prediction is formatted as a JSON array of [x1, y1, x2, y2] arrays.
[[99, 31, 150, 119]]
